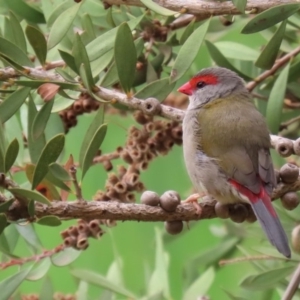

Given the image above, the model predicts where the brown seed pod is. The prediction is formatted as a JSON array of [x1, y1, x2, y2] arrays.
[[294, 138, 300, 156], [292, 224, 300, 253], [159, 190, 181, 212], [76, 234, 89, 250], [63, 236, 77, 248], [165, 221, 183, 235], [103, 160, 113, 172], [275, 138, 294, 157], [214, 202, 229, 219], [143, 97, 162, 115], [281, 192, 300, 210], [275, 169, 281, 184], [246, 206, 257, 223], [229, 203, 248, 223], [280, 163, 299, 184], [141, 191, 160, 206]]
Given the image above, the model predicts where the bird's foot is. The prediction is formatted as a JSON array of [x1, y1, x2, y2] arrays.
[[182, 193, 204, 215]]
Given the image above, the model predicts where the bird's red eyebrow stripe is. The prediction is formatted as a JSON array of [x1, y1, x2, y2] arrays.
[[190, 74, 218, 88]]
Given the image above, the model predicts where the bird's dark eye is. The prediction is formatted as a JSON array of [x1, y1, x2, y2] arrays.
[[196, 81, 206, 89]]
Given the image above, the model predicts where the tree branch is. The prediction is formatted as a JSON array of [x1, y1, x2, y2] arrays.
[[103, 0, 299, 16]]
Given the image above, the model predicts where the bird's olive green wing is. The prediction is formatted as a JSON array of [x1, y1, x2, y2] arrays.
[[198, 97, 276, 194]]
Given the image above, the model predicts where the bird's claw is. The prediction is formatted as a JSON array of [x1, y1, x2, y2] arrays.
[[182, 193, 203, 215]]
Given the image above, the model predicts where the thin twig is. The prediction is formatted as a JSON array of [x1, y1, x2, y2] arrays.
[[282, 264, 300, 300], [219, 255, 292, 266], [70, 166, 85, 202]]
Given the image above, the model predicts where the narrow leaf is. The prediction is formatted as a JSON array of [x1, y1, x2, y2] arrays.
[[266, 63, 290, 133], [240, 266, 295, 290], [0, 87, 31, 123], [27, 258, 51, 281], [255, 21, 287, 69], [25, 25, 47, 66], [9, 188, 51, 205], [5, 138, 19, 172], [8, 11, 27, 53], [51, 248, 81, 266], [0, 266, 33, 300], [58, 50, 78, 74], [115, 23, 137, 93], [32, 134, 65, 189], [241, 3, 300, 34], [71, 269, 136, 298], [0, 199, 14, 213], [81, 124, 107, 180], [0, 214, 7, 235], [170, 19, 210, 82], [48, 3, 82, 49], [232, 0, 247, 13], [49, 163, 71, 181], [135, 78, 175, 102], [15, 224, 42, 250], [140, 0, 176, 16], [32, 100, 54, 140]]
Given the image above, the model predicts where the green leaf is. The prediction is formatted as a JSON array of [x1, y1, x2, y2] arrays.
[[27, 258, 51, 281], [79, 106, 104, 175], [179, 19, 195, 45], [49, 163, 71, 181], [27, 96, 46, 163], [0, 214, 7, 235], [81, 124, 107, 180], [140, 0, 176, 16], [51, 247, 81, 266], [266, 63, 290, 133], [58, 50, 78, 74], [91, 49, 114, 78], [25, 26, 47, 66], [114, 23, 137, 93], [47, 1, 74, 27], [170, 19, 210, 82], [8, 11, 27, 53], [205, 40, 252, 81], [0, 87, 31, 124], [9, 188, 51, 205], [0, 36, 33, 67], [135, 78, 175, 102], [241, 3, 300, 34], [15, 224, 42, 250], [40, 277, 54, 300], [5, 138, 19, 172], [215, 41, 259, 61], [232, 0, 247, 13], [4, 0, 45, 23], [0, 265, 33, 300], [32, 100, 54, 140], [0, 122, 6, 173], [255, 21, 287, 69], [72, 34, 95, 91], [71, 269, 136, 298], [32, 134, 65, 189], [37, 216, 62, 227], [86, 15, 144, 61], [16, 79, 79, 90], [184, 267, 215, 300], [240, 265, 295, 290], [48, 3, 82, 49], [100, 62, 118, 87], [0, 198, 14, 213], [148, 228, 170, 298]]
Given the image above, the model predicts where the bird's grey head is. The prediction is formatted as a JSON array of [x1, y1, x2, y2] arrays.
[[178, 67, 248, 110]]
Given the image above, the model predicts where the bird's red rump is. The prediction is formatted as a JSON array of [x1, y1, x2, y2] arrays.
[[190, 74, 218, 88], [229, 179, 277, 217]]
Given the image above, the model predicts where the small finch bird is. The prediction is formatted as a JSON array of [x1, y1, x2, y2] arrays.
[[178, 67, 291, 258]]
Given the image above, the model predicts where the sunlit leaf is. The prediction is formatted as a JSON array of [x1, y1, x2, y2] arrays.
[[240, 265, 295, 290], [0, 87, 31, 124], [5, 138, 19, 172], [232, 0, 247, 13], [179, 19, 195, 45], [0, 214, 7, 235], [184, 267, 215, 300], [71, 269, 136, 298], [114, 23, 137, 93], [47, 1, 74, 27], [9, 188, 51, 205], [27, 258, 51, 281], [255, 21, 287, 69], [8, 11, 27, 53], [15, 224, 42, 250], [51, 247, 81, 266], [241, 3, 300, 34], [266, 63, 290, 133], [48, 2, 83, 49], [0, 265, 33, 300], [25, 25, 47, 66], [170, 19, 210, 82], [32, 134, 65, 189], [140, 0, 176, 16], [40, 277, 54, 300]]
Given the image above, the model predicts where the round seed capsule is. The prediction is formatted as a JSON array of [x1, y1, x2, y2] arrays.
[[214, 202, 229, 219], [159, 191, 181, 212], [165, 221, 183, 235], [229, 203, 248, 223], [141, 191, 160, 206], [281, 192, 300, 210], [280, 163, 299, 184]]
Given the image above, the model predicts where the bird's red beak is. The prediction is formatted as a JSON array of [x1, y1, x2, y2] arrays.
[[177, 82, 193, 96]]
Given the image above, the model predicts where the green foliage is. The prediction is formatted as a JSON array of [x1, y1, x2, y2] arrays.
[[0, 1, 299, 299]]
